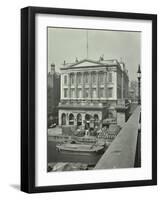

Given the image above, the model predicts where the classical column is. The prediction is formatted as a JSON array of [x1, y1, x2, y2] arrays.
[[96, 71, 99, 99], [81, 113, 85, 128], [68, 73, 71, 99], [74, 113, 77, 125], [80, 72, 83, 98], [58, 111, 61, 126], [104, 71, 108, 98], [121, 71, 124, 99], [89, 71, 92, 100], [82, 72, 85, 99], [66, 113, 69, 125], [74, 72, 77, 99], [61, 74, 64, 99]]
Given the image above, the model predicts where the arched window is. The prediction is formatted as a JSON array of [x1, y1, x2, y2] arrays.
[[85, 114, 91, 122], [69, 113, 74, 125], [85, 114, 91, 130], [77, 113, 82, 126], [94, 114, 99, 121], [61, 113, 66, 125], [93, 114, 99, 128]]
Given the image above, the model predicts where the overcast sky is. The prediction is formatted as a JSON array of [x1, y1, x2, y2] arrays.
[[48, 27, 141, 81]]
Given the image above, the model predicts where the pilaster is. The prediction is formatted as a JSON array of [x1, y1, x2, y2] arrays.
[[74, 72, 77, 98], [89, 72, 92, 99], [105, 71, 108, 98], [96, 71, 99, 98], [82, 72, 85, 98], [68, 73, 71, 99]]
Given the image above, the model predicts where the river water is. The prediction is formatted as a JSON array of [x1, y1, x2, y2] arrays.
[[47, 141, 104, 166]]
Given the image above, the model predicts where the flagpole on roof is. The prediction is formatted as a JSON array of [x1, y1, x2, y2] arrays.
[[86, 30, 88, 59]]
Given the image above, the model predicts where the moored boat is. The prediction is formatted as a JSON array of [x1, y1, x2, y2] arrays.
[[56, 143, 105, 155]]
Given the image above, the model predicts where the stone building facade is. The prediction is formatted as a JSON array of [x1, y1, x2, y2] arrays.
[[58, 58, 129, 127]]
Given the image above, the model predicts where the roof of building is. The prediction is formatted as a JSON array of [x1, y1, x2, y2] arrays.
[[61, 58, 121, 69], [60, 58, 129, 78]]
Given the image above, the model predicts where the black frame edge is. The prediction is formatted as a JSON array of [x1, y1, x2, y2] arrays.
[[152, 14, 157, 185], [21, 7, 36, 193], [21, 7, 30, 193], [21, 6, 157, 193], [24, 6, 157, 20]]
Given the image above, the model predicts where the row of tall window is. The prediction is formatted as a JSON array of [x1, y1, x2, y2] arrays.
[[63, 72, 113, 85], [63, 88, 113, 98]]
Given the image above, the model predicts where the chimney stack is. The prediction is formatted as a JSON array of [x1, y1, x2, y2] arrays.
[[51, 63, 55, 75]]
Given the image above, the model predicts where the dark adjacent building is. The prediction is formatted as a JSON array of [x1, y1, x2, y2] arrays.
[[47, 64, 60, 126]]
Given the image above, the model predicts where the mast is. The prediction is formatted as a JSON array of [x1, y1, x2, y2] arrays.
[[86, 30, 88, 58]]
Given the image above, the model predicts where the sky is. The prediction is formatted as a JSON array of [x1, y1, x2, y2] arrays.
[[48, 27, 141, 81]]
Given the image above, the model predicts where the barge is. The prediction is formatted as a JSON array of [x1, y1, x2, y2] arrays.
[[56, 143, 105, 156]]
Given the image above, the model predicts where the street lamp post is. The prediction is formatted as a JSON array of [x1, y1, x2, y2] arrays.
[[137, 65, 141, 105]]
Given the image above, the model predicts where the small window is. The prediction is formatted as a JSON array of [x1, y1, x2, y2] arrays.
[[85, 88, 89, 98], [64, 88, 68, 98], [70, 74, 74, 85], [71, 89, 75, 98], [92, 88, 97, 98], [117, 87, 121, 98], [99, 88, 104, 98], [99, 72, 104, 84], [84, 73, 89, 84], [92, 73, 96, 84], [108, 88, 113, 98], [77, 89, 82, 98], [109, 73, 112, 82], [64, 75, 67, 85], [77, 73, 82, 84]]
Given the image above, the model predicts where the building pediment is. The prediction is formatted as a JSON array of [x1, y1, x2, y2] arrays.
[[61, 59, 106, 70], [71, 59, 104, 68], [60, 59, 123, 71]]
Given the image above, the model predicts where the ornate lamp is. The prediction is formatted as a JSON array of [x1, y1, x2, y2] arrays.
[[137, 65, 141, 105]]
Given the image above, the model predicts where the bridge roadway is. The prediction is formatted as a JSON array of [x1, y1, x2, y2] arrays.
[[95, 106, 141, 169]]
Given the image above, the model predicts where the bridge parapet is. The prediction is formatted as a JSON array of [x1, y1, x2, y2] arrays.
[[95, 106, 141, 169]]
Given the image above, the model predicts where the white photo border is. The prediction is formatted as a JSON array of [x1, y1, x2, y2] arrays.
[[35, 14, 152, 187]]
